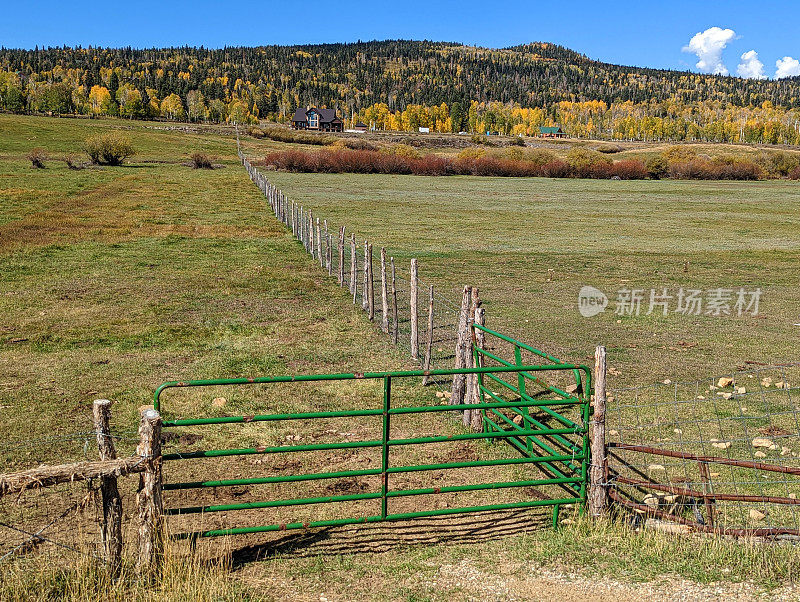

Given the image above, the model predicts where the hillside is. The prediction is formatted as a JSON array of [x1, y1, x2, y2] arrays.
[[2, 40, 800, 143]]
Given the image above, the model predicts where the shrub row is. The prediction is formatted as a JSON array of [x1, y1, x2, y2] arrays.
[[263, 149, 652, 179], [264, 148, 781, 181]]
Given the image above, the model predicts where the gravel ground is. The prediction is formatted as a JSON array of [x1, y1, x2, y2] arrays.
[[428, 560, 800, 602]]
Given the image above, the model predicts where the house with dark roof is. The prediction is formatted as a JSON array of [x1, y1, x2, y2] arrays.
[[291, 107, 344, 132], [539, 126, 566, 138]]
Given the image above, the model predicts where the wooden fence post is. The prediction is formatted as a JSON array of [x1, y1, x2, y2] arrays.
[[391, 257, 399, 345], [422, 285, 434, 385], [136, 408, 163, 576], [470, 307, 486, 431], [450, 285, 472, 408], [589, 344, 608, 518], [307, 210, 313, 255], [323, 220, 330, 272], [93, 399, 122, 575], [362, 240, 370, 312], [327, 233, 333, 276], [367, 243, 375, 321], [338, 227, 345, 286], [410, 259, 419, 360], [350, 234, 357, 300], [463, 287, 480, 427], [380, 248, 389, 333], [316, 218, 322, 267]]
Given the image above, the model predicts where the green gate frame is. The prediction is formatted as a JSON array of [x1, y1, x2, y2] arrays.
[[155, 334, 592, 539]]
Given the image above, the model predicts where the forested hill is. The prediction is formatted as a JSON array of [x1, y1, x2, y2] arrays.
[[2, 40, 800, 144]]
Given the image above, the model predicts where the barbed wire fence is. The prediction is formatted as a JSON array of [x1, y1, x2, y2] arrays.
[[603, 362, 800, 538], [237, 142, 465, 393], [0, 404, 162, 571]]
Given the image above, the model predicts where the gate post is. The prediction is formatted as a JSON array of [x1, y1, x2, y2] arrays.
[[450, 285, 472, 409], [589, 345, 608, 518], [94, 399, 122, 575], [136, 408, 164, 576]]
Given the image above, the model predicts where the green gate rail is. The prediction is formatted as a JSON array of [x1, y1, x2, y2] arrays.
[[472, 324, 590, 494], [156, 345, 591, 540]]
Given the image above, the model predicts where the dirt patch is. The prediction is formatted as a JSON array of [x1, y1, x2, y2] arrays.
[[759, 425, 791, 437], [443, 442, 479, 463], [325, 479, 370, 494]]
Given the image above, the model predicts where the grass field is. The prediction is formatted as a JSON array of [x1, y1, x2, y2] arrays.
[[261, 171, 800, 386], [2, 114, 800, 600]]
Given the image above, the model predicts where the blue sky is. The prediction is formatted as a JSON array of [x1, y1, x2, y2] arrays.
[[2, 0, 798, 77]]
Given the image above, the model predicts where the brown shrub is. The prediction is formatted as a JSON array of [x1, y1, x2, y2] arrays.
[[669, 158, 762, 180], [190, 152, 214, 169], [26, 147, 47, 168], [611, 160, 649, 180], [668, 159, 714, 180], [540, 160, 571, 178], [63, 153, 84, 170], [789, 166, 800, 180]]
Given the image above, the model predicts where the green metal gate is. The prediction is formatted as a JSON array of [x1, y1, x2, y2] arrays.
[[155, 329, 591, 539]]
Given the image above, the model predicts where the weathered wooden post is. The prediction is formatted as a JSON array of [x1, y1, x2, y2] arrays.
[[391, 257, 399, 345], [323, 220, 330, 272], [350, 234, 357, 300], [307, 211, 312, 255], [471, 307, 486, 431], [410, 258, 419, 360], [463, 287, 480, 427], [450, 286, 472, 409], [327, 233, 333, 276], [422, 285, 435, 385], [589, 344, 608, 518], [316, 218, 322, 266], [338, 226, 345, 286], [362, 240, 370, 312], [380, 248, 389, 334], [367, 243, 375, 321], [136, 408, 163, 576], [93, 399, 122, 575]]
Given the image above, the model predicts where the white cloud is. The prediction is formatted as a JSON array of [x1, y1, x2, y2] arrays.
[[682, 27, 736, 75], [736, 50, 766, 79], [775, 56, 800, 79]]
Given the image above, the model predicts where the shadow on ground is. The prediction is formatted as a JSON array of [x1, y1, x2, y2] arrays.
[[224, 508, 550, 567]]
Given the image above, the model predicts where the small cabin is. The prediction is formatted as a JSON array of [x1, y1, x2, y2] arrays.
[[291, 107, 344, 132], [539, 126, 566, 138], [353, 121, 368, 132]]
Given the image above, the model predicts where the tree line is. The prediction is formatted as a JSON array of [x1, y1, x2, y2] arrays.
[[1, 41, 799, 144]]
